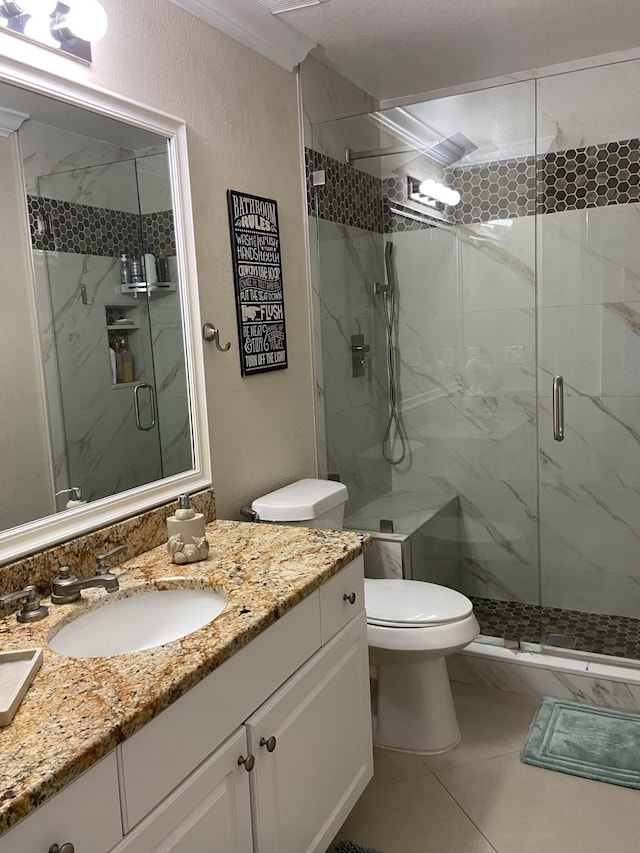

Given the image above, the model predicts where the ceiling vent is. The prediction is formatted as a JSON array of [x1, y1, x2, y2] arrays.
[[251, 0, 327, 13]]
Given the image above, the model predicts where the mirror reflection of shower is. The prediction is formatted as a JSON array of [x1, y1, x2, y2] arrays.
[[375, 241, 407, 465]]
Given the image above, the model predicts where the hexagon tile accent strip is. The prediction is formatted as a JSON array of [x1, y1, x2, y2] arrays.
[[305, 147, 385, 233], [27, 195, 176, 257], [306, 137, 640, 232], [537, 138, 640, 214]]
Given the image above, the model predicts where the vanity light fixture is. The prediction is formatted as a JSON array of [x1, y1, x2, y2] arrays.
[[408, 175, 461, 209], [0, 0, 108, 63]]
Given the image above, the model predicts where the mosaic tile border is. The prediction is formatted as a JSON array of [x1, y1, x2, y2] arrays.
[[536, 138, 640, 214], [27, 195, 176, 257], [307, 137, 640, 232], [305, 147, 384, 233], [0, 488, 215, 614], [471, 596, 640, 661]]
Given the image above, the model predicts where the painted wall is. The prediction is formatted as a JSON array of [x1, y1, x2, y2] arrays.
[[0, 0, 318, 522]]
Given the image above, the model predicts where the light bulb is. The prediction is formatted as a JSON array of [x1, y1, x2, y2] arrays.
[[444, 187, 461, 206], [18, 0, 57, 15], [63, 0, 108, 41], [418, 178, 461, 207], [24, 10, 57, 45]]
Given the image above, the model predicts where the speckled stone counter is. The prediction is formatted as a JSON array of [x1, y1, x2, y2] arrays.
[[0, 520, 368, 838]]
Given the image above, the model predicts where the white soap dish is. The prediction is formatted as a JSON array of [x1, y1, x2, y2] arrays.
[[0, 648, 43, 726]]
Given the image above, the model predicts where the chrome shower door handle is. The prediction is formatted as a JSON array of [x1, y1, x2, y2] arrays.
[[133, 382, 157, 431], [552, 375, 564, 442]]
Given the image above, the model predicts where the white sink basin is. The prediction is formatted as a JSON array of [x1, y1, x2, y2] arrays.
[[49, 588, 228, 658]]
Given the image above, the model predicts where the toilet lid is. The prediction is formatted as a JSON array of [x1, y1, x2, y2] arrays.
[[364, 579, 473, 627]]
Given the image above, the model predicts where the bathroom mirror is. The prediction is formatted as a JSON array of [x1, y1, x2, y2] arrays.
[[0, 57, 210, 563]]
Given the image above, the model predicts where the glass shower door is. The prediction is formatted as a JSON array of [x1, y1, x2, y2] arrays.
[[35, 153, 185, 507], [536, 60, 640, 659], [312, 80, 542, 645]]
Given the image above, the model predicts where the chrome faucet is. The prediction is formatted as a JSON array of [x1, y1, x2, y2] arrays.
[[51, 545, 125, 604]]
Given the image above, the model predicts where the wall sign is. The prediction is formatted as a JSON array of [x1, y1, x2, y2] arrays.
[[227, 189, 288, 376]]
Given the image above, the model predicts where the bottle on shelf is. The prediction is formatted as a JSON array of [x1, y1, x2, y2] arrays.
[[116, 334, 134, 383], [144, 251, 158, 284], [120, 254, 131, 286], [157, 252, 170, 282], [130, 254, 144, 284]]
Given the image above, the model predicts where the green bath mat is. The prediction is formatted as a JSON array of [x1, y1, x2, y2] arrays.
[[521, 697, 640, 789]]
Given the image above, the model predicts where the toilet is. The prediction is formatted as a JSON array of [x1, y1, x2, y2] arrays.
[[250, 479, 479, 754]]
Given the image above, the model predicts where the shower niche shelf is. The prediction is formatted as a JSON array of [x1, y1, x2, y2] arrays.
[[106, 304, 146, 387], [120, 281, 176, 295]]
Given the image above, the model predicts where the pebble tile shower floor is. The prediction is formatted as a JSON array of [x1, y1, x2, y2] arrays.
[[471, 597, 640, 659]]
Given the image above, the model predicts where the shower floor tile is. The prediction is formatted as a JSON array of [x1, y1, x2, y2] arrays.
[[470, 596, 640, 660]]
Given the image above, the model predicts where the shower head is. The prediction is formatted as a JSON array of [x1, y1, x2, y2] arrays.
[[425, 132, 478, 167], [346, 131, 477, 169], [384, 241, 397, 293]]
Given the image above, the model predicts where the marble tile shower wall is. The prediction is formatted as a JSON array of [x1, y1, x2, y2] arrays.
[[310, 137, 640, 619], [23, 131, 183, 506], [315, 217, 391, 512]]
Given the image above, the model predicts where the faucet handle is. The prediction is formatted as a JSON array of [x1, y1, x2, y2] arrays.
[[0, 584, 48, 623], [96, 545, 126, 574], [50, 567, 81, 604]]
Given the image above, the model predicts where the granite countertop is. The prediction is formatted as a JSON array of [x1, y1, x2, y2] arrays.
[[0, 520, 368, 838]]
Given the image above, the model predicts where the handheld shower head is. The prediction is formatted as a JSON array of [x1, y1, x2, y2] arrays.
[[385, 241, 397, 292]]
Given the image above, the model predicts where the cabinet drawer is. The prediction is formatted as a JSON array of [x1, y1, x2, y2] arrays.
[[119, 590, 321, 830], [0, 753, 122, 853], [319, 555, 364, 643]]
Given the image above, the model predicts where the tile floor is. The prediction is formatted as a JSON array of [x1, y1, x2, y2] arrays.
[[331, 681, 640, 853]]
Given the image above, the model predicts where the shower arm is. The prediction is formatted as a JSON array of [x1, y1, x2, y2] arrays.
[[346, 144, 440, 163]]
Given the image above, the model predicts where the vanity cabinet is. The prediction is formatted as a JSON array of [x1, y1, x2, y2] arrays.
[[113, 611, 370, 853], [246, 612, 371, 853], [0, 556, 371, 853], [111, 729, 253, 853], [0, 753, 122, 853]]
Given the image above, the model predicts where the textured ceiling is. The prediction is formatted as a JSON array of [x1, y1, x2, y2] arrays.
[[277, 0, 640, 101]]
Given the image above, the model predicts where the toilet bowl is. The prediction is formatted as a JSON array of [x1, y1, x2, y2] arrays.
[[365, 578, 479, 753], [250, 479, 479, 754]]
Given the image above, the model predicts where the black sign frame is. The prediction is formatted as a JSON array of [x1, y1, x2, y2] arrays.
[[227, 189, 288, 376]]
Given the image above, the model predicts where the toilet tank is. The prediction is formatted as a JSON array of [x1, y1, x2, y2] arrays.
[[251, 479, 348, 529]]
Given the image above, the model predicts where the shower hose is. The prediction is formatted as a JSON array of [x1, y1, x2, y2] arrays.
[[381, 285, 407, 466]]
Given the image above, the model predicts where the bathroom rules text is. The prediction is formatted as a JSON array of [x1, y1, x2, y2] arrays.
[[227, 189, 288, 376]]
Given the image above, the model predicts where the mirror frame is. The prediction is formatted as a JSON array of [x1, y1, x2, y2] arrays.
[[0, 54, 211, 564]]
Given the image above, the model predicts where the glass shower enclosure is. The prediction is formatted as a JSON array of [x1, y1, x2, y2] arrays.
[[21, 125, 192, 511], [310, 58, 640, 663]]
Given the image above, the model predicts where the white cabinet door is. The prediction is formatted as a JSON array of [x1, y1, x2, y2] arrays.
[[246, 611, 373, 853], [0, 754, 122, 853], [112, 729, 253, 853]]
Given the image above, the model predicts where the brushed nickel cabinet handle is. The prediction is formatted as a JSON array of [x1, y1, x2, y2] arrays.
[[260, 735, 277, 752], [343, 592, 356, 605], [49, 844, 75, 853]]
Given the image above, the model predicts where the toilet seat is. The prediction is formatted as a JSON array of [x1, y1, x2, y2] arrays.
[[364, 578, 473, 627]]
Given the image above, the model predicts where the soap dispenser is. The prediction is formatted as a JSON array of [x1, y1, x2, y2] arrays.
[[166, 493, 209, 564]]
